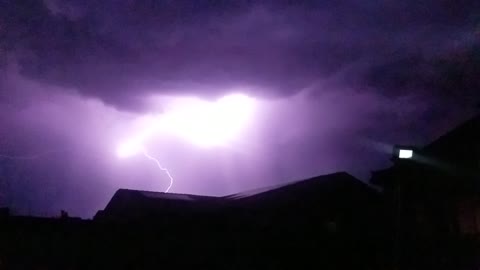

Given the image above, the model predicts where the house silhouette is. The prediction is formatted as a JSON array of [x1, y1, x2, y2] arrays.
[[371, 114, 480, 270]]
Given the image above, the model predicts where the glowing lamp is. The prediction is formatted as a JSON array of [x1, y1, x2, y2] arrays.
[[398, 149, 413, 159], [393, 145, 415, 160]]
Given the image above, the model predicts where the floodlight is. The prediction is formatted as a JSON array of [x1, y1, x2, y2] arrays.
[[398, 149, 413, 159]]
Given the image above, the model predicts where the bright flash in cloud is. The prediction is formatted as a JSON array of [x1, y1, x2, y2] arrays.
[[115, 93, 257, 192], [116, 93, 256, 156], [116, 138, 144, 158], [163, 93, 256, 147]]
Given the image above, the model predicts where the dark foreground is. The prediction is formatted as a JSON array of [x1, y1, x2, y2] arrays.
[[0, 173, 387, 269], [0, 215, 383, 269]]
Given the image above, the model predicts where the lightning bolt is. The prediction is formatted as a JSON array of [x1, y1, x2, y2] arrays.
[[141, 148, 174, 193]]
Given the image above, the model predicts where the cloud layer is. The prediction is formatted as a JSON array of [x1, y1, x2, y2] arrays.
[[2, 0, 478, 109]]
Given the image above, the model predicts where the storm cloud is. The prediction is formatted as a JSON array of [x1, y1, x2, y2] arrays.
[[1, 0, 478, 108]]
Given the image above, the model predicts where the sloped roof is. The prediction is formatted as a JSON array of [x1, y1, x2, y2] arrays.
[[370, 114, 480, 187], [224, 180, 299, 200], [98, 189, 221, 218], [136, 190, 216, 201], [227, 172, 375, 200], [96, 172, 379, 220], [104, 188, 220, 208], [423, 114, 480, 153]]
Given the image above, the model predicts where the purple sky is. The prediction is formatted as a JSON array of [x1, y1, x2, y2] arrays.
[[0, 0, 479, 218]]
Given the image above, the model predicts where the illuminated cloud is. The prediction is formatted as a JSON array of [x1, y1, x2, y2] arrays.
[[163, 93, 256, 148], [116, 139, 144, 159], [117, 93, 256, 154]]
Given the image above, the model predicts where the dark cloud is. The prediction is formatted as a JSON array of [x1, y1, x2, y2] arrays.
[[1, 0, 478, 110]]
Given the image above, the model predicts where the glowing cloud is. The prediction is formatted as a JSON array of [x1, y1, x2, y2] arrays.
[[163, 93, 256, 147], [117, 93, 256, 153], [116, 139, 143, 158], [115, 93, 256, 192]]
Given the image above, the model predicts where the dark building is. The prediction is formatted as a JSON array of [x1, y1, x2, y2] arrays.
[[90, 172, 384, 269], [94, 189, 224, 222], [97, 172, 381, 226], [0, 172, 384, 269], [371, 114, 480, 270], [95, 173, 383, 241], [228, 172, 387, 270], [228, 172, 381, 232]]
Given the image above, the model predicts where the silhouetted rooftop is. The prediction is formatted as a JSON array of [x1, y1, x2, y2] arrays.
[[228, 172, 375, 199], [96, 172, 379, 221], [371, 113, 480, 187], [424, 114, 480, 154]]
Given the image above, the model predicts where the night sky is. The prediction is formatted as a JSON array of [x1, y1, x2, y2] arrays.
[[0, 0, 479, 218]]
